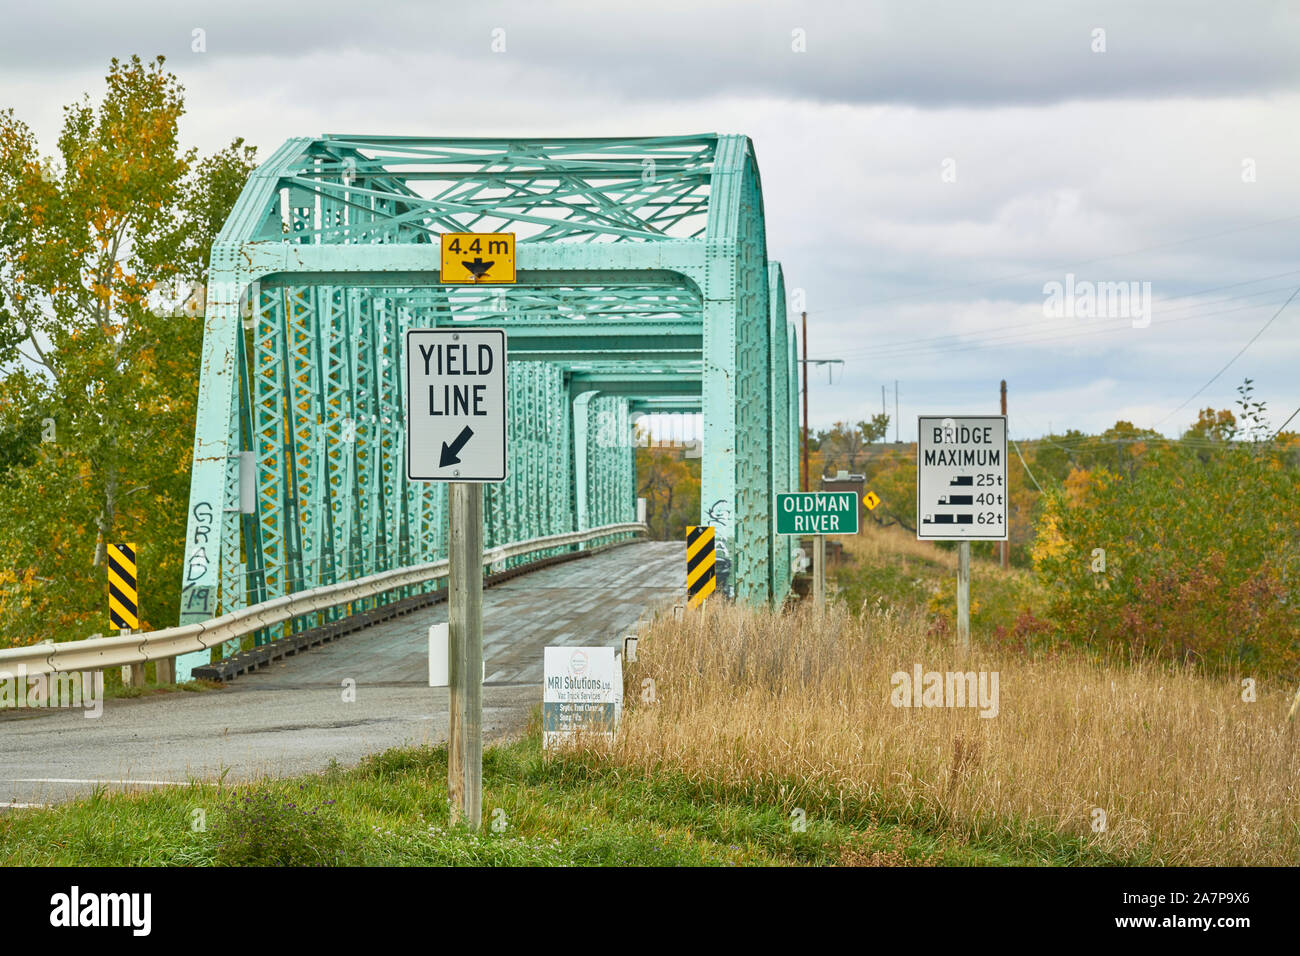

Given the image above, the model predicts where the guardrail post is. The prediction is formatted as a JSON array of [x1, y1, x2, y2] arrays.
[[118, 630, 146, 688], [448, 482, 483, 830]]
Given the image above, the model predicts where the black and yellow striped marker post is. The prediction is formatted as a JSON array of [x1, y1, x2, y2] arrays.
[[108, 543, 139, 630], [686, 525, 716, 608]]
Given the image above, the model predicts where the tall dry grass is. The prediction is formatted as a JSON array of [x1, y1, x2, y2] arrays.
[[606, 600, 1299, 865]]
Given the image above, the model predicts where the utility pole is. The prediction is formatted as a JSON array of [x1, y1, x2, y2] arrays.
[[799, 313, 843, 600], [447, 482, 483, 830], [1000, 380, 1009, 571], [894, 380, 900, 443], [796, 315, 844, 601], [801, 311, 809, 492]]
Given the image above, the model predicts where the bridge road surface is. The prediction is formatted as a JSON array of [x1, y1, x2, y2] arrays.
[[0, 541, 682, 808]]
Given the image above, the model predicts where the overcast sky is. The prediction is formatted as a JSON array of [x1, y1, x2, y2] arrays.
[[5, 0, 1300, 440]]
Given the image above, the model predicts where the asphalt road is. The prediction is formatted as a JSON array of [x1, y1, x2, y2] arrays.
[[0, 541, 682, 807]]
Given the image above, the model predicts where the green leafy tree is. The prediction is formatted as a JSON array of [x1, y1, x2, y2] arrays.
[[817, 417, 889, 475], [1185, 407, 1237, 443], [0, 56, 256, 645], [858, 412, 890, 444], [635, 429, 701, 541], [1033, 437, 1300, 677], [864, 447, 917, 533], [1030, 429, 1091, 483]]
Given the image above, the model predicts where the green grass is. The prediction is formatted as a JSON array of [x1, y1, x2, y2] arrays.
[[0, 529, 1127, 868], [104, 678, 225, 701], [0, 726, 1123, 866], [831, 549, 946, 617]]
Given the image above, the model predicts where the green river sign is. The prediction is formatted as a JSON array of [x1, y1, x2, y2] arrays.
[[775, 492, 860, 535]]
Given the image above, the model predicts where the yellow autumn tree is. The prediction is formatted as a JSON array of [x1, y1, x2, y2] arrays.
[[0, 56, 256, 645]]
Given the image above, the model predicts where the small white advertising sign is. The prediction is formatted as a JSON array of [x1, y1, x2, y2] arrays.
[[543, 646, 621, 749]]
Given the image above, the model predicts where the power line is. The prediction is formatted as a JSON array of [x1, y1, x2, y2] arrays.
[[807, 214, 1300, 317], [1152, 286, 1300, 428], [838, 294, 1295, 363], [834, 275, 1300, 360], [834, 270, 1300, 355], [1010, 437, 1043, 493], [838, 279, 1300, 361], [1271, 404, 1300, 439], [855, 433, 1253, 456], [1026, 433, 1244, 449], [798, 357, 845, 386]]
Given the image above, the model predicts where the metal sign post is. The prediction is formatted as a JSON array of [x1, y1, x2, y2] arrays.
[[406, 323, 509, 830], [813, 534, 826, 609], [775, 492, 859, 610], [957, 541, 971, 654], [916, 415, 1008, 654]]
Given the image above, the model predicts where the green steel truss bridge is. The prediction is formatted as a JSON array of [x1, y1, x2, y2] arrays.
[[175, 134, 800, 680]]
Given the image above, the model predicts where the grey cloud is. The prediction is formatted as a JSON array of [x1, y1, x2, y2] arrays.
[[2, 0, 1299, 108], [3, 0, 1297, 438]]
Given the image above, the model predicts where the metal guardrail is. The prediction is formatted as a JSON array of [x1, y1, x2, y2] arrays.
[[0, 523, 646, 678]]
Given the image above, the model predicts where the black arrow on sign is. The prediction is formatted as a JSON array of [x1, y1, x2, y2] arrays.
[[462, 257, 495, 278], [439, 425, 474, 467]]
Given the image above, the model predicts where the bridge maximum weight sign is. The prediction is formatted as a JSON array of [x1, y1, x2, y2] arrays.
[[916, 415, 1007, 541], [405, 328, 507, 482]]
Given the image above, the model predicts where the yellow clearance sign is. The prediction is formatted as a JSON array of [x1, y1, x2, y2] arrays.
[[439, 233, 516, 284]]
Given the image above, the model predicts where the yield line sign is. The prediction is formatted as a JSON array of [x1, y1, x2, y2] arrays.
[[405, 328, 507, 483]]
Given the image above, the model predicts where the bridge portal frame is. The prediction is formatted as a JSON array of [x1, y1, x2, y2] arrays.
[[177, 135, 798, 678]]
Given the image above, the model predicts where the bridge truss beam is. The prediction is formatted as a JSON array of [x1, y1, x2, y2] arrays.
[[176, 135, 799, 678]]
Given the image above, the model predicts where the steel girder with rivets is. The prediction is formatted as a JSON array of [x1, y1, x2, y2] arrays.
[[175, 135, 800, 679]]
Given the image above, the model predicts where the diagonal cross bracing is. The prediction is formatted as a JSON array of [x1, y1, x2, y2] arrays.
[[175, 134, 799, 680]]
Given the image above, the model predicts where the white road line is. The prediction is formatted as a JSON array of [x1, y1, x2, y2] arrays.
[[11, 778, 184, 786]]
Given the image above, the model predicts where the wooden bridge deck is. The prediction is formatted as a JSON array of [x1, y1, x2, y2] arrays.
[[240, 540, 685, 688]]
